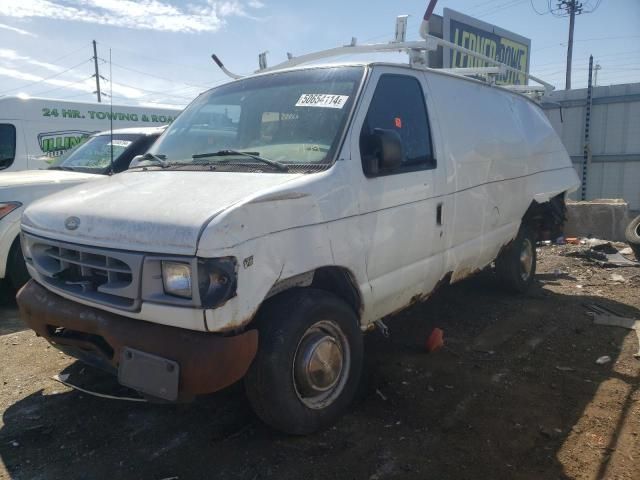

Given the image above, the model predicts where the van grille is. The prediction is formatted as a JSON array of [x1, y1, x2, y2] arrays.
[[26, 234, 143, 311]]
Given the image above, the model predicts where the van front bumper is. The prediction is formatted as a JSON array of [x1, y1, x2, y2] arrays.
[[17, 280, 258, 401]]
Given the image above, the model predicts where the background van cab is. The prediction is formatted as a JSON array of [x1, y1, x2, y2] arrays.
[[0, 126, 165, 290], [0, 96, 179, 172]]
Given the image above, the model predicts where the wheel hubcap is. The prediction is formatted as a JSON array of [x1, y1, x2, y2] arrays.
[[520, 238, 534, 281], [293, 321, 350, 409]]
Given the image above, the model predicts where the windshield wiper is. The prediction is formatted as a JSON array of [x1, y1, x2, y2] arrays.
[[192, 150, 288, 172]]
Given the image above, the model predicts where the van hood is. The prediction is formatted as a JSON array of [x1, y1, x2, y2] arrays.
[[22, 170, 303, 255], [0, 170, 100, 188]]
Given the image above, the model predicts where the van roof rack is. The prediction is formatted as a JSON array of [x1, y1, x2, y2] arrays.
[[212, 15, 553, 99]]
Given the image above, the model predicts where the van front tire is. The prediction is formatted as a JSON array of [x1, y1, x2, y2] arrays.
[[495, 226, 537, 293], [8, 239, 29, 290], [244, 288, 363, 435]]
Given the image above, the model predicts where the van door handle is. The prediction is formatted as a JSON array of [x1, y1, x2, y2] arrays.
[[436, 202, 443, 226]]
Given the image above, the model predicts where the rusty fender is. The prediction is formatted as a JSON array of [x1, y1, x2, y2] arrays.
[[17, 280, 258, 398]]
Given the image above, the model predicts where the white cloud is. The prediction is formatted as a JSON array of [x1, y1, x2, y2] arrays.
[[0, 0, 265, 33], [0, 63, 146, 99], [0, 22, 37, 37], [0, 48, 62, 72]]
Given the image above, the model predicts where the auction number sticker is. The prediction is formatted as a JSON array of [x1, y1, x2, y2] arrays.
[[295, 94, 349, 109]]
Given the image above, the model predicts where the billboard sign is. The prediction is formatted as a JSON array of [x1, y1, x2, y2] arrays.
[[443, 8, 531, 85]]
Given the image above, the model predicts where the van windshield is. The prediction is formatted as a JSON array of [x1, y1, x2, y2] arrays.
[[145, 66, 364, 171], [50, 134, 141, 172]]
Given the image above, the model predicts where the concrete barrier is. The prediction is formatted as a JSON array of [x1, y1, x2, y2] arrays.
[[564, 199, 633, 242]]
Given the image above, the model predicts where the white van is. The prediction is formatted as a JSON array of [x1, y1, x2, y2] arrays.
[[17, 60, 579, 434], [0, 96, 180, 172], [0, 126, 165, 290]]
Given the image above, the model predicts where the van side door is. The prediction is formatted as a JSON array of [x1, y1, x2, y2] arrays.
[[349, 68, 446, 323]]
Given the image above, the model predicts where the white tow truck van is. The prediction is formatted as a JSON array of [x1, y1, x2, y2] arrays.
[[17, 22, 579, 434], [0, 96, 180, 172]]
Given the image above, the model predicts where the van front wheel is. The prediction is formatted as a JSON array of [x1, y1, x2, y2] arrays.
[[8, 239, 29, 290], [495, 226, 537, 293], [244, 288, 363, 435]]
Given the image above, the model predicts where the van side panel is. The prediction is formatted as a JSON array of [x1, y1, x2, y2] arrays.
[[424, 72, 579, 280]]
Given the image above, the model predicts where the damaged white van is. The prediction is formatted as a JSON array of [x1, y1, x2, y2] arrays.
[[17, 58, 579, 434]]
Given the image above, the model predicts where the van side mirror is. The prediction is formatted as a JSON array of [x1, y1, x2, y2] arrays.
[[361, 128, 404, 176], [129, 155, 145, 169]]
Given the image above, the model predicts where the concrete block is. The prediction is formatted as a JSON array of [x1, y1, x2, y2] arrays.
[[565, 199, 633, 242]]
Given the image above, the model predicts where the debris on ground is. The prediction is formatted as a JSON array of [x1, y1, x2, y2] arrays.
[[555, 366, 576, 372], [563, 240, 640, 268], [586, 303, 640, 358], [595, 355, 612, 365], [425, 327, 444, 352], [375, 389, 388, 401]]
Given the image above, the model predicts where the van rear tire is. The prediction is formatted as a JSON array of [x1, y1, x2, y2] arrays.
[[625, 215, 640, 260], [8, 239, 29, 290], [244, 288, 363, 435], [495, 226, 537, 293]]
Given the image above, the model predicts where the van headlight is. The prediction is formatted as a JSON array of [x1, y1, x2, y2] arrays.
[[197, 257, 237, 308], [0, 202, 21, 220], [161, 261, 193, 298]]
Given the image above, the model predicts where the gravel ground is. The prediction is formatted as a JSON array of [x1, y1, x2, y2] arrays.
[[0, 244, 639, 480]]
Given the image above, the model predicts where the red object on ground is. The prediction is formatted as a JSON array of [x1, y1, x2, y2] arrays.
[[566, 237, 580, 244], [425, 328, 444, 352]]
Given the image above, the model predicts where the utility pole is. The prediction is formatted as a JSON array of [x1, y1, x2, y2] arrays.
[[581, 55, 593, 201], [558, 0, 582, 90], [92, 40, 101, 103]]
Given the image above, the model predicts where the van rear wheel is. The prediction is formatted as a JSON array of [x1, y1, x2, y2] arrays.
[[244, 288, 363, 435], [495, 226, 537, 293], [625, 215, 640, 260]]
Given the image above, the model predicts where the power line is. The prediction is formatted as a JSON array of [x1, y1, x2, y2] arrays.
[[107, 79, 196, 101], [106, 60, 211, 90], [530, 0, 550, 14], [30, 76, 93, 97], [0, 58, 92, 96], [475, 0, 529, 18], [95, 41, 226, 82]]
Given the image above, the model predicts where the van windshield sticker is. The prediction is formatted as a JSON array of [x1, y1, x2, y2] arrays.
[[295, 94, 349, 109], [109, 140, 133, 147]]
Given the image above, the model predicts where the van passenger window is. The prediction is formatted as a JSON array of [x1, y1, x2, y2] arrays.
[[0, 124, 16, 169], [360, 75, 435, 173]]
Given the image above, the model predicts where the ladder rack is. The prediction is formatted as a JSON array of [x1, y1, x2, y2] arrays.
[[212, 16, 553, 97]]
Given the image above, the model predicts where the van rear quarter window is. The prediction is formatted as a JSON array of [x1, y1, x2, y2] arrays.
[[360, 75, 435, 171], [0, 123, 16, 169]]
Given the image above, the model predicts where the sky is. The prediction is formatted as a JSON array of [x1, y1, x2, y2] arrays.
[[0, 0, 638, 109]]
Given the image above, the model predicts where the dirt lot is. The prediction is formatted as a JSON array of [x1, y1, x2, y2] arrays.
[[1, 244, 639, 480]]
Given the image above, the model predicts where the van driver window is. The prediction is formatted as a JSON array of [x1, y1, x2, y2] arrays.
[[360, 75, 435, 173], [0, 124, 16, 169]]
